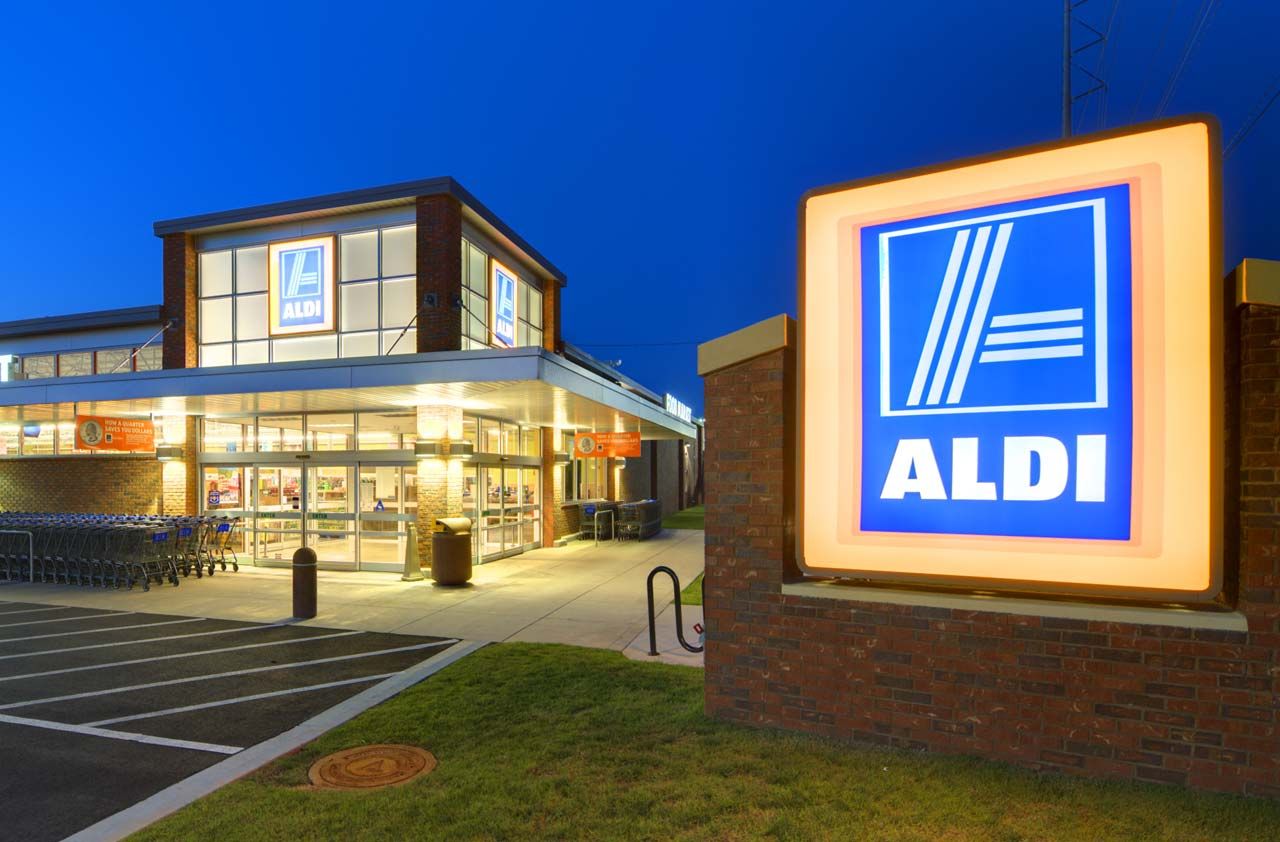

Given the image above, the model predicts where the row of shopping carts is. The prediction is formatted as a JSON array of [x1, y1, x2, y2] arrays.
[[0, 513, 240, 591]]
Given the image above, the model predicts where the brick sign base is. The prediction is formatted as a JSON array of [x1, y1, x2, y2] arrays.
[[699, 307, 1279, 798]]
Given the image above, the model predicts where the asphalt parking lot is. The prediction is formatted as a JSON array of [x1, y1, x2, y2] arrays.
[[0, 597, 461, 842]]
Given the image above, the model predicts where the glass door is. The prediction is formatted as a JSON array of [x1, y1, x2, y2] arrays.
[[201, 465, 253, 559], [255, 466, 303, 563], [306, 465, 357, 568], [357, 464, 416, 572], [479, 465, 505, 560]]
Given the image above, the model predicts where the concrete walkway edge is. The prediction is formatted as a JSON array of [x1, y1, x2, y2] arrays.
[[64, 639, 487, 842]]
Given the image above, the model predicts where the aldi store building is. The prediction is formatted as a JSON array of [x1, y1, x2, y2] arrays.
[[0, 178, 699, 571]]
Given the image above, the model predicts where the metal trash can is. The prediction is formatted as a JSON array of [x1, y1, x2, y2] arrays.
[[432, 517, 473, 586]]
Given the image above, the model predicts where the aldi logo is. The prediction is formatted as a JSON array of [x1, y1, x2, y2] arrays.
[[268, 235, 336, 337], [800, 119, 1222, 600], [861, 185, 1133, 540], [491, 261, 518, 348]]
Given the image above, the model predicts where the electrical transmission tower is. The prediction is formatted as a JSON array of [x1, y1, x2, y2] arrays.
[[1062, 0, 1111, 137]]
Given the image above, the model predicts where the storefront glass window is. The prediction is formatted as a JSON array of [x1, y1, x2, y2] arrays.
[[22, 355, 55, 380], [381, 225, 415, 278], [308, 414, 355, 450], [478, 419, 502, 454], [0, 424, 18, 457], [21, 421, 54, 455], [135, 346, 162, 371], [95, 348, 132, 374], [340, 231, 378, 281], [257, 415, 304, 452], [521, 427, 541, 457], [501, 423, 521, 457], [356, 411, 415, 450], [58, 352, 92, 378], [461, 239, 489, 350], [202, 418, 255, 453]]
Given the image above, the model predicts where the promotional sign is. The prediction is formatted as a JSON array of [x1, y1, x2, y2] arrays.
[[574, 432, 642, 458], [75, 415, 156, 452], [268, 235, 336, 336], [801, 118, 1221, 600], [491, 260, 518, 347]]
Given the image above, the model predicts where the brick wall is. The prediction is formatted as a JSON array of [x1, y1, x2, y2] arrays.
[[701, 308, 1280, 798], [416, 194, 463, 353], [161, 232, 197, 369], [0, 458, 165, 513]]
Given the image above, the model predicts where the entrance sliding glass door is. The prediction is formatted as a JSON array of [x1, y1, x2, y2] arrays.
[[306, 465, 356, 569], [474, 463, 540, 563], [357, 464, 417, 572], [255, 466, 303, 562]]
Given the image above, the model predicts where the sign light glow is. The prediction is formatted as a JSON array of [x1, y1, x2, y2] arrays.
[[665, 394, 693, 423], [268, 235, 336, 337], [800, 118, 1222, 601]]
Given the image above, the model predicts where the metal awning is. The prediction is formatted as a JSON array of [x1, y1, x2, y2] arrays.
[[0, 348, 697, 440]]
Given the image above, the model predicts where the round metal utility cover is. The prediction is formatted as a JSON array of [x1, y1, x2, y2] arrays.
[[308, 744, 437, 791]]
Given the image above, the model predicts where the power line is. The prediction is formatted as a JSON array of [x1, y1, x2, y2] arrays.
[[1128, 0, 1180, 122], [1225, 71, 1280, 158], [1153, 0, 1220, 117]]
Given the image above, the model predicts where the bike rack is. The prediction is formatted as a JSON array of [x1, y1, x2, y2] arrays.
[[646, 565, 704, 655]]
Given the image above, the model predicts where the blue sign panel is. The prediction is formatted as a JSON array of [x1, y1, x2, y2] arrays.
[[492, 264, 517, 347], [859, 184, 1133, 540], [277, 245, 326, 329]]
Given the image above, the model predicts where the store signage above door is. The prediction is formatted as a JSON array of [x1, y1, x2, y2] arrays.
[[800, 118, 1222, 601], [491, 260, 518, 348], [574, 432, 641, 458], [664, 394, 693, 423], [75, 414, 156, 453], [269, 235, 336, 337]]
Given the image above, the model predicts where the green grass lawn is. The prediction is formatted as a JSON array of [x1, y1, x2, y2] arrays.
[[133, 644, 1280, 842], [680, 571, 704, 605], [662, 503, 705, 530]]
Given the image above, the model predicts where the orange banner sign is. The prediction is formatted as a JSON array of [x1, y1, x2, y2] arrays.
[[75, 415, 156, 453], [573, 432, 641, 458]]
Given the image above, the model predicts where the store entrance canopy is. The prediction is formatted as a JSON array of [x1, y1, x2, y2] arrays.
[[0, 347, 696, 440]]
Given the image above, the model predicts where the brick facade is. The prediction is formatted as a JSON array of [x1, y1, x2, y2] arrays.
[[415, 194, 464, 353], [0, 458, 166, 513], [161, 232, 197, 369], [701, 309, 1280, 798]]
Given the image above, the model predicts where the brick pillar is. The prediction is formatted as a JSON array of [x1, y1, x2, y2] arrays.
[[542, 280, 562, 353], [416, 194, 464, 353], [162, 233, 197, 369], [540, 427, 557, 547], [415, 405, 464, 567], [159, 416, 199, 516]]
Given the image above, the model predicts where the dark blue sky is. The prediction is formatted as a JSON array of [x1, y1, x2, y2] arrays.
[[1, 2, 1276, 414]]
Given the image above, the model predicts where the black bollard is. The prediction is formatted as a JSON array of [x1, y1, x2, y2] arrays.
[[292, 546, 317, 619]]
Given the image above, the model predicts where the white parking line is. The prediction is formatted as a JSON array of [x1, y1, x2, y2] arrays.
[[0, 639, 459, 710], [0, 712, 241, 755], [0, 630, 362, 683], [0, 611, 131, 630], [0, 606, 72, 617], [86, 673, 401, 726], [0, 618, 205, 650], [0, 620, 287, 661]]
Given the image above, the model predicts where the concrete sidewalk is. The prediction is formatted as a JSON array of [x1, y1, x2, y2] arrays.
[[2, 530, 704, 651]]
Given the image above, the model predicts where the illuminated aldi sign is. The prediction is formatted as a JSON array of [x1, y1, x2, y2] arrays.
[[801, 118, 1222, 600], [269, 235, 335, 336], [863, 184, 1132, 540], [491, 260, 518, 347]]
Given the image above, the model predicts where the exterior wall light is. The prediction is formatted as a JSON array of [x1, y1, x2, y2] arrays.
[[415, 441, 443, 458], [616, 457, 627, 469], [448, 441, 475, 460], [156, 445, 184, 462]]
